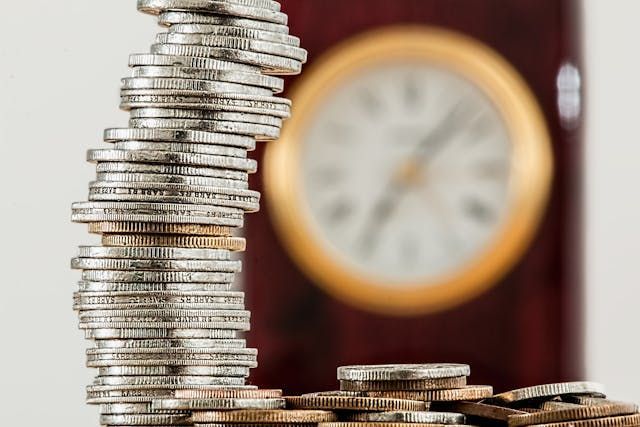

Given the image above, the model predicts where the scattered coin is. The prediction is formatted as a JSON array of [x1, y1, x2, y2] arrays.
[[492, 382, 607, 404]]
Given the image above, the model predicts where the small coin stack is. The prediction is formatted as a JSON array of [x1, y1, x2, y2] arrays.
[[337, 364, 493, 405], [70, 1, 306, 426], [282, 364, 482, 427], [440, 381, 640, 427]]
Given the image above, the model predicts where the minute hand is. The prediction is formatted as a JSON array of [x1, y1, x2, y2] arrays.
[[413, 102, 465, 162]]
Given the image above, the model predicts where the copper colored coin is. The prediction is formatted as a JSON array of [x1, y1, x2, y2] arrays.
[[285, 395, 426, 411], [364, 386, 493, 402], [508, 401, 640, 427], [436, 401, 528, 422], [102, 234, 246, 250], [192, 409, 337, 423], [90, 221, 233, 236], [493, 382, 606, 404], [340, 377, 467, 392], [523, 414, 640, 427], [176, 388, 283, 399]]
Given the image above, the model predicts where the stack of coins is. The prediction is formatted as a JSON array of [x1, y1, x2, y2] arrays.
[[70, 1, 306, 426], [279, 364, 480, 427], [338, 364, 493, 405], [444, 382, 640, 427]]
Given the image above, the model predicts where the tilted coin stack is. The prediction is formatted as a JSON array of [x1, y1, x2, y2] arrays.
[[71, 1, 306, 426], [443, 381, 640, 427]]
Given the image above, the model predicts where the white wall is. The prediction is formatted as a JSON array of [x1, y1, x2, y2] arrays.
[[584, 0, 640, 401], [0, 3, 156, 425], [0, 2, 637, 426]]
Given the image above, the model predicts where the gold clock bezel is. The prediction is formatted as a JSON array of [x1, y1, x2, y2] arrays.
[[264, 26, 553, 316]]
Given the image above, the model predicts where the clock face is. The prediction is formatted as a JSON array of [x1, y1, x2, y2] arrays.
[[301, 63, 512, 284], [264, 27, 552, 315]]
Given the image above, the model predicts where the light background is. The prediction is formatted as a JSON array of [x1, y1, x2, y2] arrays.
[[0, 1, 636, 424]]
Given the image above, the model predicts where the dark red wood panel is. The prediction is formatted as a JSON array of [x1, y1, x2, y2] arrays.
[[245, 0, 583, 394]]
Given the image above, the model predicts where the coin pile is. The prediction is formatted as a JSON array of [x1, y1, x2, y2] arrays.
[[440, 381, 640, 427], [71, 1, 306, 426], [337, 364, 493, 404], [281, 364, 481, 427]]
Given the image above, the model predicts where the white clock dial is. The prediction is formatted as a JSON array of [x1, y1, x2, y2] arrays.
[[300, 63, 512, 285]]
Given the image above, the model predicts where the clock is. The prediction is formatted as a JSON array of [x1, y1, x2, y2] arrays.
[[263, 27, 553, 315], [246, 0, 582, 395]]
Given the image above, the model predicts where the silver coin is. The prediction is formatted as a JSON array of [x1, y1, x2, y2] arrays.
[[156, 33, 306, 61], [104, 127, 256, 148], [95, 172, 249, 189], [80, 270, 236, 283], [87, 190, 258, 212], [347, 411, 466, 424], [74, 292, 244, 311], [78, 281, 233, 293], [492, 382, 607, 403], [80, 322, 249, 333], [152, 397, 285, 411], [100, 413, 192, 426], [150, 43, 301, 75], [129, 52, 260, 72], [211, 0, 282, 11], [167, 25, 299, 46], [71, 201, 245, 227], [95, 162, 249, 180], [88, 345, 255, 354], [337, 364, 471, 381], [128, 117, 279, 140], [137, 0, 288, 25], [85, 328, 237, 340], [77, 246, 233, 260], [121, 76, 273, 96], [87, 149, 258, 172], [128, 108, 282, 127], [71, 257, 242, 272], [120, 92, 291, 118], [94, 337, 246, 349], [86, 385, 257, 404], [80, 308, 249, 319], [130, 65, 284, 92], [112, 140, 248, 158], [87, 181, 260, 211], [94, 375, 246, 387], [86, 357, 257, 368], [98, 365, 250, 376], [158, 12, 290, 34], [100, 402, 189, 415]]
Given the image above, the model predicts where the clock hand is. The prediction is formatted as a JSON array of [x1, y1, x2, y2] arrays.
[[413, 100, 466, 163], [357, 101, 467, 256]]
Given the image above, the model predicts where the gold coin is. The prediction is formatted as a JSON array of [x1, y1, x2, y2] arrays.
[[191, 409, 337, 423], [285, 395, 426, 411], [90, 221, 232, 236], [340, 377, 467, 392], [102, 234, 246, 251], [364, 386, 493, 402]]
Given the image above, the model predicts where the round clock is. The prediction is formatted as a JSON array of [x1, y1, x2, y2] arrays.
[[264, 27, 553, 316]]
